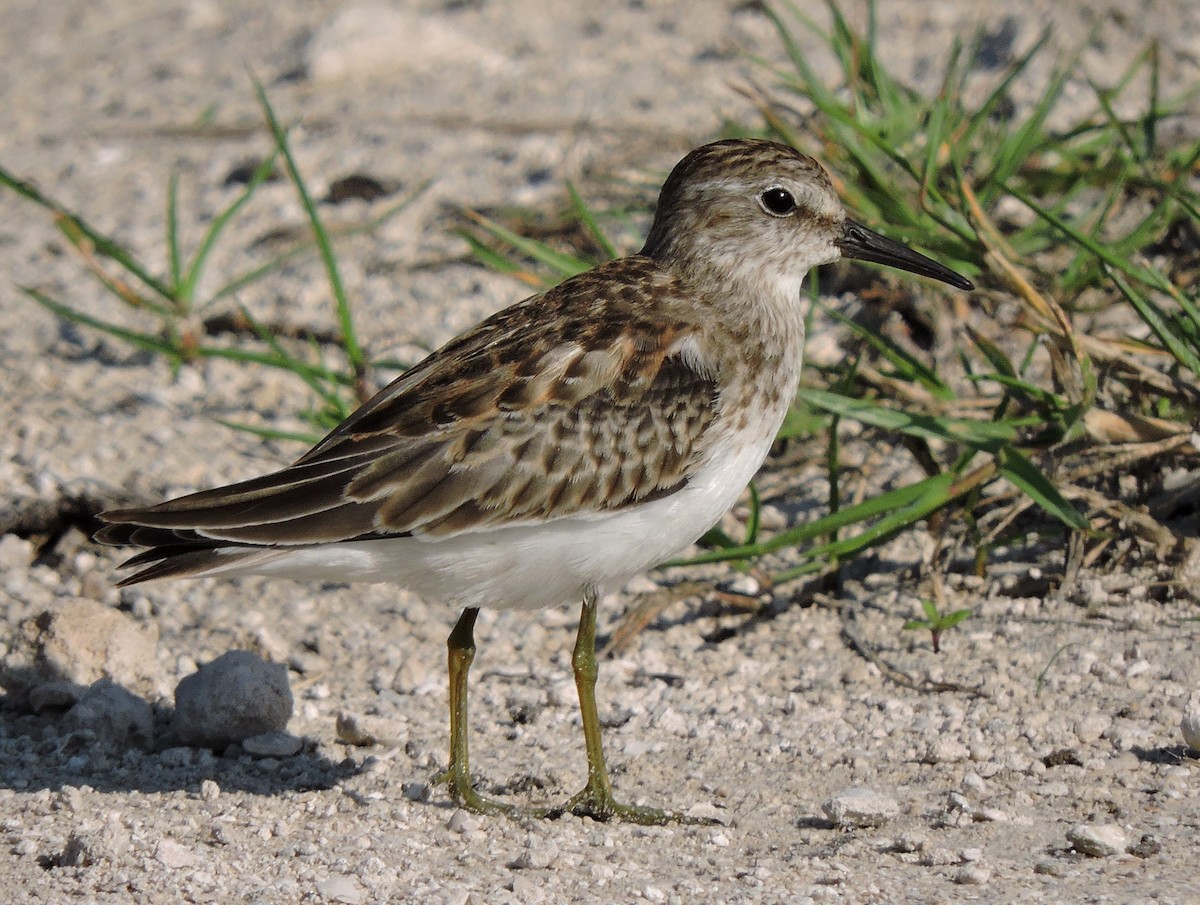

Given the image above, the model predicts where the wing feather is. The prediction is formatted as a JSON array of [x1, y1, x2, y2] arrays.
[[98, 257, 722, 560]]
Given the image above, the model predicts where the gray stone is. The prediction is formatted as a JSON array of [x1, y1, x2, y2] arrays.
[[242, 730, 303, 758], [62, 678, 154, 749], [822, 787, 900, 828], [315, 874, 366, 904], [172, 650, 292, 748], [5, 598, 162, 708], [1180, 690, 1200, 750], [28, 679, 87, 712], [1067, 823, 1128, 857]]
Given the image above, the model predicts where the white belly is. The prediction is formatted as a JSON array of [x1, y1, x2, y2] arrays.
[[242, 402, 783, 612]]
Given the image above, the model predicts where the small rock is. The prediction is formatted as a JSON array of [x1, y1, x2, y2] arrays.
[[28, 680, 87, 712], [172, 650, 293, 748], [242, 731, 303, 758], [919, 848, 960, 867], [316, 874, 366, 904], [6, 598, 162, 708], [62, 678, 154, 749], [401, 782, 429, 801], [155, 839, 199, 868], [683, 802, 730, 825], [954, 866, 992, 885], [199, 779, 221, 802], [1180, 691, 1200, 750], [0, 534, 34, 569], [57, 832, 98, 867], [822, 788, 900, 828], [1067, 823, 1128, 857], [509, 836, 559, 870], [391, 657, 430, 695], [1128, 834, 1162, 858], [972, 807, 1008, 823], [1034, 858, 1065, 877], [446, 809, 473, 833], [335, 712, 377, 747], [923, 737, 970, 764]]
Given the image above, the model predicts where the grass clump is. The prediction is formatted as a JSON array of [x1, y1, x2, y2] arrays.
[[462, 1, 1200, 594], [0, 83, 424, 442]]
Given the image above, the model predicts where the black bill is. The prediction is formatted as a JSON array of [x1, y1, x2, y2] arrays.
[[835, 219, 974, 291]]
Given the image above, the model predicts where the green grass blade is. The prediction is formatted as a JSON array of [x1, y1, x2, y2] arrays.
[[798, 388, 1036, 449], [821, 302, 953, 399], [996, 445, 1087, 529], [212, 417, 322, 446], [167, 171, 183, 294], [254, 80, 364, 375], [0, 165, 176, 303], [183, 151, 278, 306], [673, 471, 959, 567], [1106, 267, 1200, 374], [566, 182, 619, 261], [464, 211, 595, 279], [23, 287, 182, 361]]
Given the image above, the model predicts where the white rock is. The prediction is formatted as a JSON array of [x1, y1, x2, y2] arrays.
[[172, 650, 293, 748], [1179, 691, 1200, 750], [316, 874, 366, 904], [822, 788, 900, 828], [923, 737, 970, 764], [8, 598, 162, 706], [1067, 823, 1128, 857], [954, 865, 992, 885], [155, 839, 199, 868]]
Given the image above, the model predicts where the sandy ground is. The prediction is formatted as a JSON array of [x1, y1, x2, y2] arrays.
[[2, 1, 1199, 902]]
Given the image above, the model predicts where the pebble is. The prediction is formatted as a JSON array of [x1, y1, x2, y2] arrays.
[[335, 712, 377, 747], [155, 839, 199, 868], [172, 650, 293, 748], [822, 788, 900, 828], [1067, 823, 1128, 857], [28, 680, 87, 712], [1180, 691, 1200, 750], [316, 874, 366, 904], [954, 865, 992, 885], [242, 731, 303, 758], [62, 678, 154, 749], [922, 737, 970, 764], [7, 598, 162, 706], [446, 809, 473, 833], [683, 802, 730, 825]]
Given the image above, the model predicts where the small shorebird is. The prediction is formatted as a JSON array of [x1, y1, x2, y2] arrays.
[[97, 139, 972, 823]]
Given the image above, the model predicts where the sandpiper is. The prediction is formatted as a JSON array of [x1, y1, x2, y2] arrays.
[[97, 139, 972, 823]]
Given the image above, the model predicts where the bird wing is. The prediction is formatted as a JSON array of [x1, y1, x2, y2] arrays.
[[97, 258, 721, 549]]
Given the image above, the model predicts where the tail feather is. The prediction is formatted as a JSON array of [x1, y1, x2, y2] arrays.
[[110, 543, 293, 586]]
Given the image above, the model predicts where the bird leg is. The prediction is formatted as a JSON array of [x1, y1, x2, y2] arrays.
[[555, 587, 680, 825], [434, 607, 515, 815]]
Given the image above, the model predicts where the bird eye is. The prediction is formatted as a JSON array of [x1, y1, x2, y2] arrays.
[[759, 187, 796, 216]]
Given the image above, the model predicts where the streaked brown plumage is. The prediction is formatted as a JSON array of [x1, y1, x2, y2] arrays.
[[96, 139, 972, 821]]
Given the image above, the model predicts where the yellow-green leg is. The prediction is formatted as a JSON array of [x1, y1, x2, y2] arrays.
[[556, 588, 685, 825], [433, 607, 515, 815]]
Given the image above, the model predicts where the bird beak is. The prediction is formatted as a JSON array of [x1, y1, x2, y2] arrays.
[[835, 219, 974, 291]]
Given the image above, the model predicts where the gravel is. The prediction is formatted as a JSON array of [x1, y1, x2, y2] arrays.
[[2, 1, 1199, 903]]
